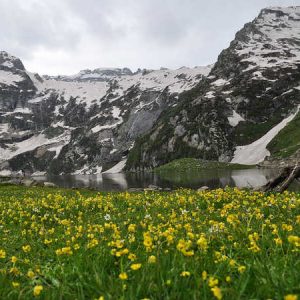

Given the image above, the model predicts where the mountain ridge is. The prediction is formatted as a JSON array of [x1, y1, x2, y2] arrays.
[[0, 50, 212, 175]]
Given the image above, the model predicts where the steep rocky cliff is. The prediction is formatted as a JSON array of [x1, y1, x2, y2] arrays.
[[127, 6, 300, 170]]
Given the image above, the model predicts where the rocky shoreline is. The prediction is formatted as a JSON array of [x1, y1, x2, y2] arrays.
[[0, 176, 57, 188]]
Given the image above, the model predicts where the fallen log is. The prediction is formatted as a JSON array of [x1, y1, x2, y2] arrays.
[[262, 164, 300, 193]]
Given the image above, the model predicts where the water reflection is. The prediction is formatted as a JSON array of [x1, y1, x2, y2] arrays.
[[231, 169, 272, 188], [156, 168, 279, 189], [31, 168, 300, 192]]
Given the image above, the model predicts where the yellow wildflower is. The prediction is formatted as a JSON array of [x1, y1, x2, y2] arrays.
[[128, 253, 137, 261], [27, 270, 35, 279], [238, 266, 246, 273], [119, 272, 128, 280], [197, 234, 208, 252], [274, 237, 282, 246], [128, 224, 136, 232], [33, 285, 43, 297], [143, 232, 153, 251], [211, 286, 222, 300], [284, 295, 298, 300], [56, 247, 73, 256], [208, 276, 219, 287], [229, 259, 236, 267], [131, 263, 142, 271], [148, 255, 156, 264], [180, 271, 191, 277], [282, 224, 293, 231], [87, 238, 99, 249], [177, 239, 194, 256], [22, 245, 31, 252], [0, 250, 6, 259], [12, 282, 20, 288], [288, 235, 300, 247]]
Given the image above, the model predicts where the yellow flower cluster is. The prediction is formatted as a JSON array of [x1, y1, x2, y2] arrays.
[[248, 232, 261, 253]]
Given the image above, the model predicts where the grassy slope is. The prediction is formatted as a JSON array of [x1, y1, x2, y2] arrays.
[[267, 112, 300, 158], [155, 158, 254, 173]]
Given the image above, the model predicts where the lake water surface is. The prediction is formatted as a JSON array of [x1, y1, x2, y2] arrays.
[[32, 168, 300, 192]]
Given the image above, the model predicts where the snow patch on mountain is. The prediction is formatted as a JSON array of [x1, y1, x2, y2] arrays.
[[231, 106, 300, 165], [47, 144, 66, 159], [1, 61, 14, 68], [0, 70, 23, 86], [0, 130, 71, 162], [103, 159, 127, 174], [91, 122, 120, 133], [211, 78, 230, 87], [228, 110, 245, 127], [0, 134, 48, 161], [40, 79, 110, 108]]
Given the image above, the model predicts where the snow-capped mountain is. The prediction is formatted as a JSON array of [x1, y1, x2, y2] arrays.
[[1, 6, 300, 175], [0, 50, 211, 174], [127, 6, 300, 170]]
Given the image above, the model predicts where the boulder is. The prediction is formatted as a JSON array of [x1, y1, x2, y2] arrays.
[[43, 182, 57, 188], [197, 186, 209, 191], [22, 179, 35, 187], [144, 185, 162, 191]]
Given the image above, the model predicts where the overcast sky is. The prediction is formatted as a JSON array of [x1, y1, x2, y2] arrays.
[[1, 0, 300, 75]]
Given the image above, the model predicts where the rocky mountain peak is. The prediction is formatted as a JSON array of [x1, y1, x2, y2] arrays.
[[0, 51, 25, 71], [0, 51, 36, 113], [73, 67, 133, 81], [213, 6, 300, 77]]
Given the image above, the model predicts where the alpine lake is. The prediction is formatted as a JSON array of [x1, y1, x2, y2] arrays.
[[32, 168, 300, 192]]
